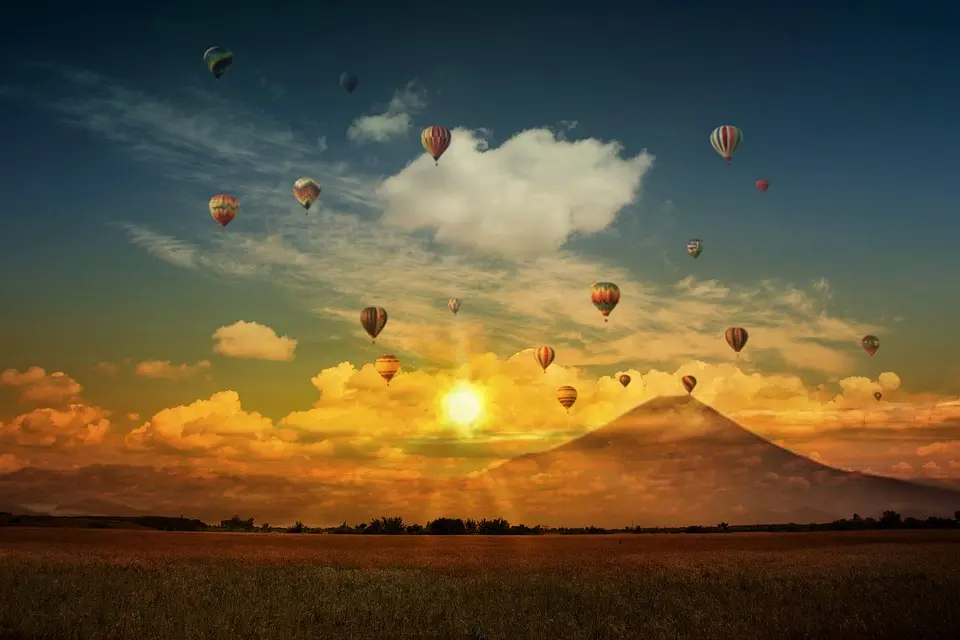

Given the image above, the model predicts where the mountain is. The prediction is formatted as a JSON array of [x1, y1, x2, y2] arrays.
[[477, 396, 960, 528]]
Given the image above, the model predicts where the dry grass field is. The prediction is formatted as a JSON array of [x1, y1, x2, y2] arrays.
[[2, 528, 959, 639]]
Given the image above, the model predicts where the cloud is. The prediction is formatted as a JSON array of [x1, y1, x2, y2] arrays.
[[317, 135, 328, 153], [376, 127, 653, 256], [212, 321, 298, 361], [5, 66, 376, 212], [0, 405, 110, 448], [347, 82, 426, 144], [0, 367, 83, 406], [2, 358, 958, 524], [135, 360, 212, 380]]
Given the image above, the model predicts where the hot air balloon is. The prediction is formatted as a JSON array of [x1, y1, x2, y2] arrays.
[[756, 179, 769, 192], [686, 239, 703, 259], [681, 375, 697, 394], [619, 374, 631, 388], [209, 194, 239, 229], [710, 125, 743, 163], [421, 126, 451, 166], [535, 346, 555, 373], [725, 327, 749, 357], [360, 307, 388, 342], [874, 391, 882, 401], [292, 178, 321, 212], [340, 72, 358, 93], [862, 335, 880, 356], [375, 355, 400, 385], [590, 282, 621, 322], [448, 297, 462, 315], [203, 47, 233, 80], [293, 178, 320, 211], [556, 385, 578, 411]]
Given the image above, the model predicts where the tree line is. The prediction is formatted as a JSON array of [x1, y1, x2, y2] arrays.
[[3, 510, 958, 534], [212, 510, 960, 535]]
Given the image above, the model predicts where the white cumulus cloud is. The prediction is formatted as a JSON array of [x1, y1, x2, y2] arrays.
[[212, 321, 298, 361], [347, 82, 426, 144], [375, 127, 653, 256]]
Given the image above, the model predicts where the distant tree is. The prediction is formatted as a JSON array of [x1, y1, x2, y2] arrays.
[[260, 522, 270, 532], [287, 520, 307, 533], [955, 510, 960, 523], [381, 516, 406, 534], [852, 513, 862, 522], [355, 522, 368, 531], [426, 517, 467, 534], [464, 518, 478, 534], [478, 518, 511, 534], [878, 511, 902, 528], [407, 523, 423, 534], [220, 515, 255, 532], [717, 522, 730, 532]]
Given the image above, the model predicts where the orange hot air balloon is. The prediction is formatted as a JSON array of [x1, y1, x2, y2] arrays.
[[590, 281, 621, 322], [534, 345, 555, 373], [209, 194, 239, 229], [681, 375, 697, 394], [421, 126, 451, 166], [375, 355, 400, 386], [618, 374, 631, 388], [556, 385, 578, 410]]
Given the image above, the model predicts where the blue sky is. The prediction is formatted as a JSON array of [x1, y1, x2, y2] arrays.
[[2, 0, 959, 424]]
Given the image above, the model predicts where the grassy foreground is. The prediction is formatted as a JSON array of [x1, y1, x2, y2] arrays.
[[1, 529, 959, 639]]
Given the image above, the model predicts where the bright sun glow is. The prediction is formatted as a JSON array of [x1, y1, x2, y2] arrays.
[[442, 383, 484, 427]]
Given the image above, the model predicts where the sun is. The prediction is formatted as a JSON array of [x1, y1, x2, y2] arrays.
[[442, 382, 484, 427]]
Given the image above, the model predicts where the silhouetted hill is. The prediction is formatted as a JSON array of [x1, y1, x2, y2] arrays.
[[480, 395, 960, 527], [0, 513, 209, 531]]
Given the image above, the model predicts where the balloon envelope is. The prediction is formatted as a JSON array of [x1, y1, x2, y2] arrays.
[[203, 46, 233, 79], [360, 307, 388, 341], [340, 72, 358, 93], [756, 179, 769, 192], [535, 346, 555, 372], [556, 386, 578, 409]]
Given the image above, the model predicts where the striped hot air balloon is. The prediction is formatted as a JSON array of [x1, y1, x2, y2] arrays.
[[208, 194, 239, 229], [556, 386, 578, 411], [360, 307, 388, 342], [448, 297, 462, 315], [375, 355, 400, 385], [681, 375, 697, 394], [710, 125, 743, 163], [421, 126, 451, 166], [725, 327, 749, 359], [686, 239, 703, 259], [590, 282, 621, 322], [534, 345, 555, 373], [619, 374, 631, 388]]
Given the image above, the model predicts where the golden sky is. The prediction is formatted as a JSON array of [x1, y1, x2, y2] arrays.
[[2, 321, 958, 525]]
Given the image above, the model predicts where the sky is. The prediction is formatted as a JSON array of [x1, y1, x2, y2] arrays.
[[1, 1, 959, 525]]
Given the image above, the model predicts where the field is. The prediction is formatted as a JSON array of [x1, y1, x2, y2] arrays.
[[2, 529, 959, 639]]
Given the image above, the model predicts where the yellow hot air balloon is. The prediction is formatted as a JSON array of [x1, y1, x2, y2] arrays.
[[556, 385, 577, 411], [375, 355, 400, 386]]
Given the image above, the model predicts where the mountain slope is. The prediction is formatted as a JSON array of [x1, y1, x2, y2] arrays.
[[478, 396, 960, 527]]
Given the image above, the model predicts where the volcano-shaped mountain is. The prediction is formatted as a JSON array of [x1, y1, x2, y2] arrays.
[[476, 396, 960, 528]]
